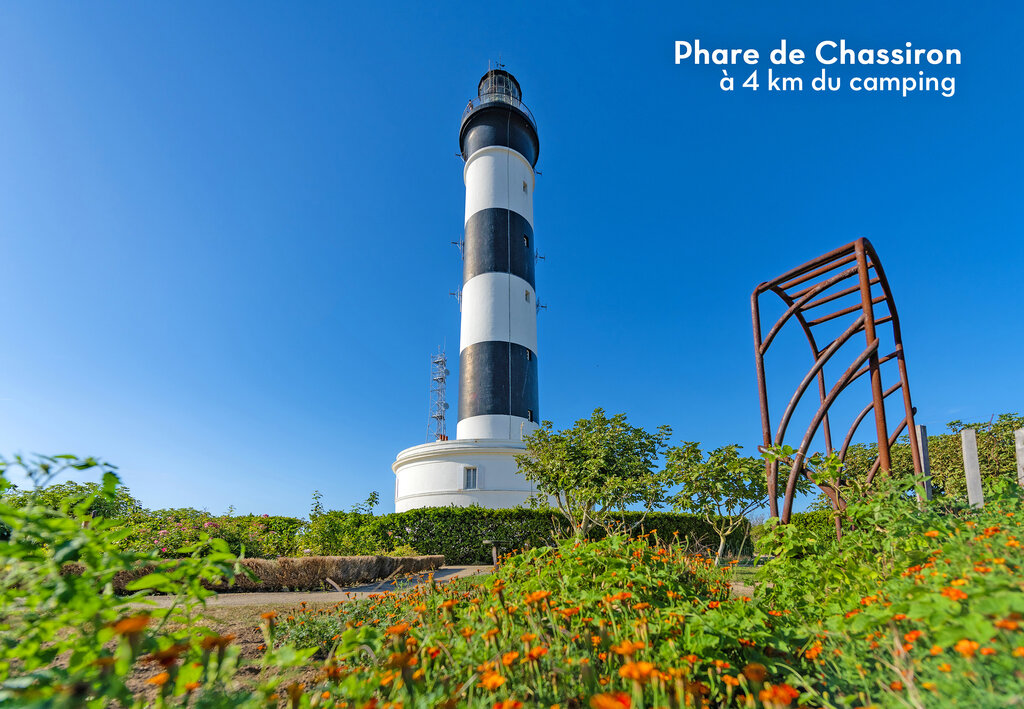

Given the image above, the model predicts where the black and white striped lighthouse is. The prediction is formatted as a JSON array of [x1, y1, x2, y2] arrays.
[[457, 69, 540, 441], [393, 68, 543, 511]]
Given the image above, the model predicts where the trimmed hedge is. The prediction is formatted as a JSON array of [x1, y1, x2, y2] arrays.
[[363, 508, 749, 565], [751, 509, 837, 554], [60, 555, 444, 593]]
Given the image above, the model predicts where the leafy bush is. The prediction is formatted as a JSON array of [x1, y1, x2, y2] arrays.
[[111, 508, 304, 559]]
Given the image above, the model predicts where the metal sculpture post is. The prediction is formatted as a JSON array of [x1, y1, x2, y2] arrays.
[[751, 238, 924, 531]]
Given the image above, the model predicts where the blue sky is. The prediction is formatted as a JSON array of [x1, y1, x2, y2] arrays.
[[1, 2, 1020, 518]]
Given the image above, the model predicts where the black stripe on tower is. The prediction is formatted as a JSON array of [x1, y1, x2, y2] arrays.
[[458, 341, 539, 421], [463, 208, 535, 288], [459, 105, 539, 167]]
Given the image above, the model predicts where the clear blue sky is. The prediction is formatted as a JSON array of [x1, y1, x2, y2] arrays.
[[1, 2, 1020, 517]]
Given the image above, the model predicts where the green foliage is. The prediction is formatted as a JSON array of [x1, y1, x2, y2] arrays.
[[111, 508, 304, 559], [668, 444, 811, 563], [844, 412, 1023, 501], [516, 408, 675, 538], [0, 453, 307, 707]]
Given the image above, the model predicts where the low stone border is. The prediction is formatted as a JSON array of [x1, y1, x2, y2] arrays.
[[61, 555, 445, 593]]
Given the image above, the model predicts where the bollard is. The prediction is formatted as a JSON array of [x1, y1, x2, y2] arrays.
[[1016, 428, 1024, 488], [961, 428, 984, 507], [915, 425, 933, 502]]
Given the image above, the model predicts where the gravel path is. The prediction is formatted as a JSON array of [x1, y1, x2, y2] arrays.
[[138, 565, 493, 608]]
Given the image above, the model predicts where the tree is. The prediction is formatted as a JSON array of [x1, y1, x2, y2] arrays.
[[667, 444, 811, 565], [515, 409, 673, 539], [0, 454, 140, 520]]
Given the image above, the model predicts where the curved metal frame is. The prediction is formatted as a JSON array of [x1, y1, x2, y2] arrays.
[[751, 238, 923, 528]]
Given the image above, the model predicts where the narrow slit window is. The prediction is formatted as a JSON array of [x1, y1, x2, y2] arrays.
[[523, 234, 529, 248], [522, 180, 528, 193], [525, 290, 531, 302], [527, 409, 534, 423], [526, 350, 532, 361], [463, 466, 478, 490]]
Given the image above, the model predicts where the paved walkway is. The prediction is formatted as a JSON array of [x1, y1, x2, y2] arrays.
[[141, 565, 493, 608]]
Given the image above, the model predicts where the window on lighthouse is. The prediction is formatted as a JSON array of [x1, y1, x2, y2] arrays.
[[525, 290, 531, 303], [463, 466, 478, 490]]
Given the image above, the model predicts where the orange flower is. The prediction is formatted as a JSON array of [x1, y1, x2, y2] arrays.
[[482, 628, 499, 640], [523, 645, 548, 662], [200, 633, 236, 651], [524, 590, 552, 605], [500, 651, 520, 666], [186, 682, 201, 692], [929, 645, 943, 656], [440, 599, 458, 610], [1012, 647, 1024, 658], [113, 614, 150, 636], [261, 611, 278, 620], [494, 701, 523, 709], [941, 587, 968, 602], [618, 661, 656, 684], [707, 601, 721, 610], [589, 691, 631, 709], [478, 672, 506, 691], [995, 619, 1019, 630], [758, 683, 799, 706], [903, 630, 923, 643], [560, 607, 581, 618], [924, 530, 940, 538], [723, 675, 740, 686], [632, 602, 650, 611], [890, 681, 904, 691], [954, 639, 979, 657], [610, 640, 645, 656], [980, 647, 996, 656], [460, 627, 475, 639], [386, 623, 411, 636], [804, 642, 823, 660], [144, 644, 188, 668], [937, 662, 952, 672], [684, 654, 699, 664], [520, 633, 537, 643], [743, 663, 768, 682], [147, 672, 170, 686]]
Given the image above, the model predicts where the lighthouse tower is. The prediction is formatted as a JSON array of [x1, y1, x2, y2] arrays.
[[393, 68, 541, 512]]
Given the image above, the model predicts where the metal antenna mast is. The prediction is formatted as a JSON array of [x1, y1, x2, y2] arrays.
[[427, 347, 450, 441]]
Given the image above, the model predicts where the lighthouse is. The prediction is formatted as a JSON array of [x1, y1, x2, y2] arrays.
[[393, 68, 541, 512]]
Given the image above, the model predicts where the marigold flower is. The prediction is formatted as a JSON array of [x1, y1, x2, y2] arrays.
[[929, 645, 942, 656], [524, 590, 552, 605], [632, 602, 650, 611], [502, 651, 520, 666], [610, 640, 645, 656], [903, 630, 923, 643], [386, 623, 411, 636], [758, 683, 799, 705], [261, 611, 278, 620], [493, 701, 522, 709], [707, 601, 721, 610], [478, 671, 506, 691], [147, 671, 171, 686], [941, 587, 968, 602], [589, 691, 631, 709], [200, 634, 236, 651], [186, 682, 201, 692], [560, 606, 581, 618], [618, 661, 656, 684], [523, 645, 548, 662], [723, 675, 740, 686], [683, 654, 699, 664], [743, 662, 768, 682], [954, 639, 979, 657], [113, 614, 150, 636], [1012, 647, 1024, 658], [460, 627, 475, 639], [425, 646, 441, 659], [144, 644, 188, 668], [521, 633, 537, 643], [924, 530, 940, 538], [804, 641, 823, 660], [995, 619, 1019, 630], [937, 662, 952, 672], [980, 647, 996, 656], [768, 610, 783, 617]]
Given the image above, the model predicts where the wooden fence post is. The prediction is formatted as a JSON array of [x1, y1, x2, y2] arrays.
[[1016, 428, 1024, 488], [961, 428, 984, 507], [915, 424, 932, 502]]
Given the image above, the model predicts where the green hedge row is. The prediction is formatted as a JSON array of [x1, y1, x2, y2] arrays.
[[352, 508, 749, 565]]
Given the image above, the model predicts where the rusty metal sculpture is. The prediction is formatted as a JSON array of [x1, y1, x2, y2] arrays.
[[751, 238, 924, 527]]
